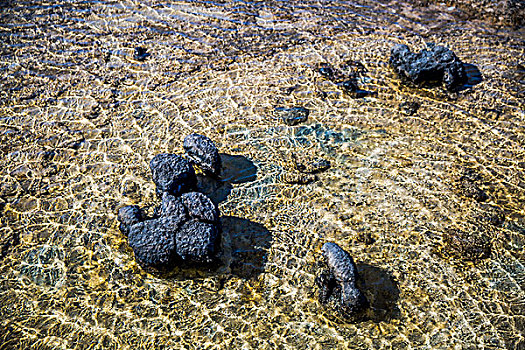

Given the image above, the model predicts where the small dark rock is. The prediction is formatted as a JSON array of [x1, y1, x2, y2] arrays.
[[443, 228, 491, 260], [399, 101, 420, 115], [150, 154, 196, 195], [295, 158, 331, 174], [456, 175, 488, 202], [128, 219, 177, 269], [176, 219, 220, 264], [389, 44, 467, 91], [134, 47, 150, 61], [183, 134, 222, 176], [117, 205, 143, 236], [318, 64, 337, 81], [316, 242, 369, 318], [274, 106, 309, 126], [181, 192, 219, 224], [281, 171, 318, 184]]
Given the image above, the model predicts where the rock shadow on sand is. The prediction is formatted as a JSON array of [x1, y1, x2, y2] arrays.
[[356, 263, 400, 322], [196, 153, 258, 205]]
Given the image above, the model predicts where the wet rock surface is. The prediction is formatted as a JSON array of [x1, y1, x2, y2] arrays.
[[316, 242, 369, 319], [317, 61, 376, 98], [128, 219, 177, 269], [150, 154, 196, 195], [176, 220, 219, 264], [389, 43, 467, 91], [117, 205, 143, 236], [181, 192, 219, 224], [133, 47, 150, 61], [274, 106, 309, 126], [183, 133, 222, 176], [294, 157, 331, 174]]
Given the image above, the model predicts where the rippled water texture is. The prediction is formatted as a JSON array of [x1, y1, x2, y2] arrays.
[[1, 0, 524, 349]]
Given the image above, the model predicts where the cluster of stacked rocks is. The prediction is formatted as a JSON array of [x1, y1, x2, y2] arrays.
[[117, 134, 222, 271]]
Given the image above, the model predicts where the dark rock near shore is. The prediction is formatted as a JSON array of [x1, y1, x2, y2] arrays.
[[399, 101, 420, 115], [128, 219, 177, 269], [150, 154, 196, 195], [176, 219, 219, 264], [294, 157, 331, 174], [160, 193, 187, 219], [316, 242, 369, 319], [274, 106, 309, 126], [117, 205, 143, 236], [389, 43, 467, 91], [183, 134, 222, 176], [181, 192, 219, 224]]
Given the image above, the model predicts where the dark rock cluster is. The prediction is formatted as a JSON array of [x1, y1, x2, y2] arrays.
[[117, 134, 222, 271], [315, 242, 369, 319], [389, 43, 467, 91]]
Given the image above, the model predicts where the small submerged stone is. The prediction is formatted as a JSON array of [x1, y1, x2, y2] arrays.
[[134, 47, 150, 61], [454, 173, 488, 202], [294, 157, 331, 174], [315, 242, 369, 319], [117, 205, 143, 236], [281, 171, 318, 184], [274, 106, 309, 126], [442, 228, 491, 261], [389, 43, 467, 91], [183, 133, 222, 177], [150, 154, 196, 195], [399, 101, 420, 116]]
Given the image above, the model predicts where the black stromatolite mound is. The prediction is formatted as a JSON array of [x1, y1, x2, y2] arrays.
[[181, 192, 219, 224], [274, 106, 309, 126], [117, 205, 143, 236], [128, 219, 177, 269], [150, 153, 196, 195], [389, 44, 467, 91], [183, 133, 222, 176], [176, 219, 220, 264], [316, 242, 369, 318]]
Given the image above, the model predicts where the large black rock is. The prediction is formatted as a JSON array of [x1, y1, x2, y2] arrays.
[[183, 134, 221, 176], [316, 242, 369, 318], [117, 205, 143, 236], [389, 44, 467, 91], [150, 154, 196, 195], [128, 219, 177, 269], [176, 219, 219, 264], [181, 191, 219, 224]]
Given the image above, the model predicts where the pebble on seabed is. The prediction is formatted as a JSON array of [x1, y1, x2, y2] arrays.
[[183, 133, 222, 177], [274, 106, 310, 126]]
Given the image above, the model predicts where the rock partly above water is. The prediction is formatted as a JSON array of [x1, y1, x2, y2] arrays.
[[119, 136, 224, 271], [389, 44, 467, 91], [117, 205, 143, 236], [150, 154, 196, 195], [183, 133, 222, 177], [316, 242, 369, 319]]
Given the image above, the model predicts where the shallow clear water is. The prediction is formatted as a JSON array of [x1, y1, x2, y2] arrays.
[[0, 1, 524, 349]]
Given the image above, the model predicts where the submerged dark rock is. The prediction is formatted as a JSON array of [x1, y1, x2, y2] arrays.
[[176, 219, 219, 264], [128, 219, 177, 269], [274, 106, 309, 126], [316, 242, 369, 319], [389, 44, 467, 91], [294, 157, 331, 174], [134, 47, 150, 61], [183, 134, 222, 176], [150, 154, 196, 195], [117, 205, 143, 236], [399, 101, 420, 116], [443, 228, 491, 260]]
